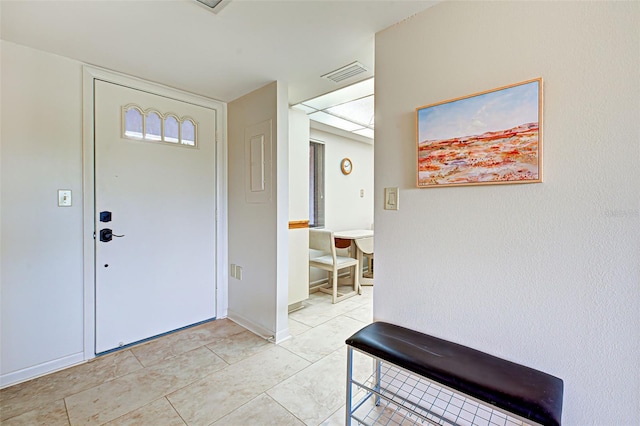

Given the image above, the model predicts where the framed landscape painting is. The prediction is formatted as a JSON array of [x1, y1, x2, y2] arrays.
[[416, 78, 542, 188]]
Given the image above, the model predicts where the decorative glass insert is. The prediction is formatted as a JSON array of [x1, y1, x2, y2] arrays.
[[145, 111, 162, 141], [181, 120, 196, 146], [122, 104, 198, 147], [164, 115, 179, 143], [124, 107, 144, 139]]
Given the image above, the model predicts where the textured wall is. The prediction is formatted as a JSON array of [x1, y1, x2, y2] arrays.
[[374, 1, 639, 423]]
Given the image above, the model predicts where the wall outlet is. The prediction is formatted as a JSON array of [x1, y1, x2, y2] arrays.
[[230, 264, 243, 280], [230, 264, 236, 279]]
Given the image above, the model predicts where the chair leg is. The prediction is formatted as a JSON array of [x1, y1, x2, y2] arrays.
[[353, 264, 360, 296], [332, 270, 338, 303]]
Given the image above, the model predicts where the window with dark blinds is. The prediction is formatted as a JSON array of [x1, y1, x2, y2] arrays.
[[309, 141, 325, 228]]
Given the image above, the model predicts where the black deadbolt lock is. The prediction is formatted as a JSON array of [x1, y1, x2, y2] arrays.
[[100, 211, 112, 222]]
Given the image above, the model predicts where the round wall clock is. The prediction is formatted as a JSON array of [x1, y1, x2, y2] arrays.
[[341, 158, 353, 175]]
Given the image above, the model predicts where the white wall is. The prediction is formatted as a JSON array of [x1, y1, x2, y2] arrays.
[[309, 128, 374, 284], [374, 2, 639, 424], [274, 82, 290, 340], [1, 41, 229, 386], [1, 41, 85, 384], [311, 128, 374, 231], [288, 109, 310, 305], [227, 82, 290, 342]]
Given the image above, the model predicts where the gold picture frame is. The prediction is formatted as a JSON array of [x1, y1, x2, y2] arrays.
[[416, 78, 542, 188]]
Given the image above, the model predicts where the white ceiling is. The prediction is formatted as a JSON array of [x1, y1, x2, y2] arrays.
[[0, 0, 436, 104]]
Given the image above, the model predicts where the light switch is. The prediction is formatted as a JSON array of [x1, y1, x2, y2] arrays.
[[58, 190, 72, 207], [236, 266, 243, 280], [384, 187, 399, 210]]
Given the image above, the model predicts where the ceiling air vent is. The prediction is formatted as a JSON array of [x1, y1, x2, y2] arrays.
[[322, 62, 368, 84], [195, 0, 231, 14]]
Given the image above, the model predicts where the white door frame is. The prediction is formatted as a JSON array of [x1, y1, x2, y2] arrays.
[[82, 66, 228, 360]]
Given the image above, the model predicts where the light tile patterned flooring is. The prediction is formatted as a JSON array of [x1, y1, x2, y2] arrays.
[[0, 287, 373, 425]]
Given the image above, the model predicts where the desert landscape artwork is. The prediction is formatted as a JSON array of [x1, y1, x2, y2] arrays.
[[416, 79, 542, 188]]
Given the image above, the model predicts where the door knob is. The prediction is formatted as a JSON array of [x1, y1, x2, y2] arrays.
[[99, 228, 125, 242]]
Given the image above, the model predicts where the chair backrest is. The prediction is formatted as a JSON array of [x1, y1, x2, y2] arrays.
[[309, 229, 337, 259]]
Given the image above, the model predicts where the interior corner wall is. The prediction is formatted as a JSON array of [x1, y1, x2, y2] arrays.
[[227, 81, 289, 340], [1, 41, 84, 385], [374, 2, 639, 424], [288, 109, 310, 306], [274, 81, 290, 341]]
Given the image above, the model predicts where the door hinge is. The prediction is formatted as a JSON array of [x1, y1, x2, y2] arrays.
[[93, 231, 96, 239]]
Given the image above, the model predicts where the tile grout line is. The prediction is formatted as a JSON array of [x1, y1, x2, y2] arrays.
[[165, 396, 189, 426], [64, 397, 71, 426], [2, 292, 374, 425]]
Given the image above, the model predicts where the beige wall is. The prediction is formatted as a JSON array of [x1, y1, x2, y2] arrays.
[[227, 82, 290, 341], [1, 41, 85, 384], [310, 128, 374, 232], [374, 1, 639, 424]]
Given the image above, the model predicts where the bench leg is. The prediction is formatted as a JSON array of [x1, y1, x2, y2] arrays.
[[346, 347, 354, 426], [375, 359, 381, 406]]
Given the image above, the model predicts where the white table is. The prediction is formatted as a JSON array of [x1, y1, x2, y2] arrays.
[[334, 230, 374, 287]]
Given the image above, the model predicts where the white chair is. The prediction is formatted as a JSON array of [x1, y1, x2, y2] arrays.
[[309, 229, 360, 304], [355, 237, 374, 285]]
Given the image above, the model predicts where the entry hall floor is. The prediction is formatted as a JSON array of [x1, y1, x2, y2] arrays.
[[0, 286, 373, 425]]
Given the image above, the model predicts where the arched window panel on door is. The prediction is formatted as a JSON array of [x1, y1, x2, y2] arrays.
[[123, 105, 144, 139], [145, 111, 163, 141], [122, 104, 197, 148], [181, 119, 196, 146], [164, 114, 180, 143]]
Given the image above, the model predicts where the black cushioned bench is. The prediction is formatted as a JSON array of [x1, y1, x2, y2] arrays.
[[345, 322, 563, 426]]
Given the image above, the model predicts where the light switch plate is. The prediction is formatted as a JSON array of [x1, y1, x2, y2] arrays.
[[384, 187, 399, 210], [58, 189, 72, 207]]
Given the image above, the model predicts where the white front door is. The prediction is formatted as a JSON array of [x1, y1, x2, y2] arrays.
[[94, 80, 217, 354]]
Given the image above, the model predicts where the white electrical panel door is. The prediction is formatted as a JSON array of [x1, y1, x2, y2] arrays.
[[94, 80, 218, 354]]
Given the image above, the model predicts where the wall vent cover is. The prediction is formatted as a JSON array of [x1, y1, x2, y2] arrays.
[[322, 62, 368, 83], [195, 0, 231, 14]]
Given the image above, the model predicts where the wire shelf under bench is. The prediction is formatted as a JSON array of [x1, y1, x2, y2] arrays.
[[348, 357, 532, 426]]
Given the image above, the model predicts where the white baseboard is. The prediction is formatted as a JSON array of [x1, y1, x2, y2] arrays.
[[1, 352, 85, 389], [226, 309, 291, 344], [272, 328, 292, 344]]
